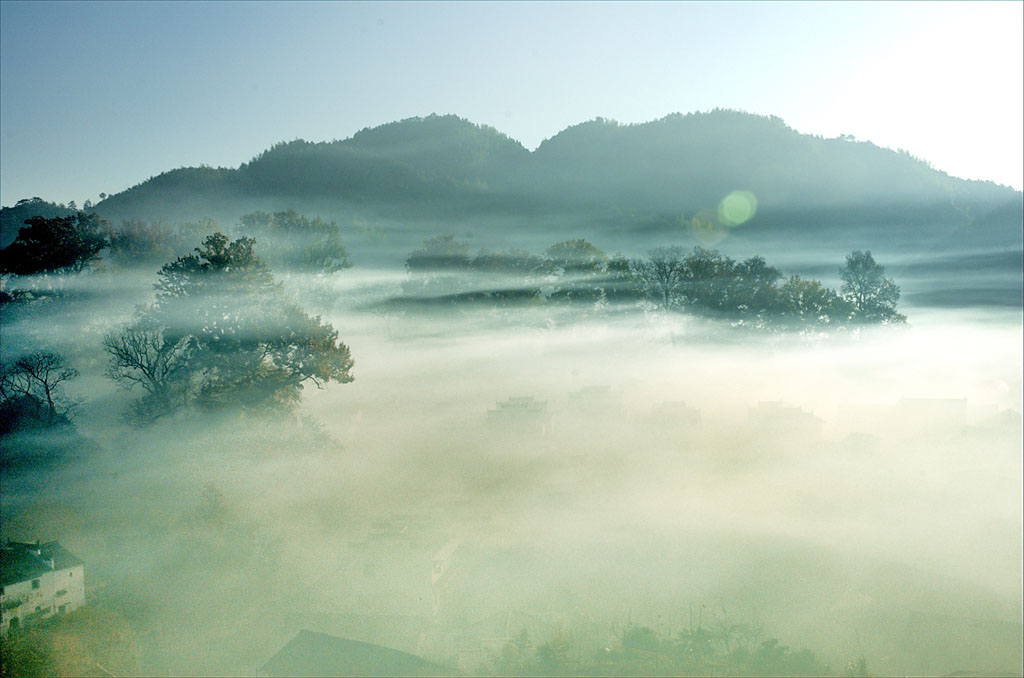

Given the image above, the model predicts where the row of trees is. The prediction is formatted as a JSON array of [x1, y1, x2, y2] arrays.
[[627, 246, 903, 324], [0, 210, 901, 326], [484, 622, 845, 676], [1, 209, 356, 427], [0, 209, 350, 279], [399, 235, 905, 325]]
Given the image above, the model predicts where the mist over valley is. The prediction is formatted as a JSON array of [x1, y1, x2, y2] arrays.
[[1, 107, 1021, 676]]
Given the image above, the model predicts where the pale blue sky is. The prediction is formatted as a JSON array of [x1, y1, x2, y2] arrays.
[[1, 1, 1021, 206]]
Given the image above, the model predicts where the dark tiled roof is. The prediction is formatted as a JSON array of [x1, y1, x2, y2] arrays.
[[40, 541, 84, 570], [1, 541, 83, 586], [0, 548, 49, 586], [260, 629, 454, 677]]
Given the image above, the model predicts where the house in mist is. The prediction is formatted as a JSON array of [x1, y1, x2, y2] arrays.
[[898, 397, 968, 432], [258, 629, 451, 677], [487, 396, 552, 435], [566, 385, 620, 415], [651, 400, 701, 426], [0, 540, 85, 636], [651, 400, 702, 434], [747, 401, 823, 442], [563, 385, 626, 436]]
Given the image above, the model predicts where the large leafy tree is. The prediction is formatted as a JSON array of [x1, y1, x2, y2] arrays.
[[777, 275, 853, 326], [405, 233, 471, 273], [105, 233, 353, 419], [545, 239, 608, 304], [237, 210, 350, 275], [839, 250, 905, 323], [0, 212, 108, 275], [103, 219, 184, 268], [469, 248, 550, 307], [402, 234, 473, 300]]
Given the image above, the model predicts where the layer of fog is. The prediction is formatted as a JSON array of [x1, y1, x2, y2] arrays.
[[2, 262, 1021, 675]]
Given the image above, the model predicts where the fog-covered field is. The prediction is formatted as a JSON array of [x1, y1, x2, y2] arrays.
[[1, 256, 1021, 676]]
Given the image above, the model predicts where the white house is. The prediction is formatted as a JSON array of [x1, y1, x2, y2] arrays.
[[487, 396, 552, 435], [1, 540, 85, 636]]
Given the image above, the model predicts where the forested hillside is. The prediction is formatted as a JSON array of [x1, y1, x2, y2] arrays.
[[6, 111, 1014, 257]]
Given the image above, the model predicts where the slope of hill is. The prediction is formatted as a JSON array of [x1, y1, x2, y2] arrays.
[[5, 111, 1020, 257]]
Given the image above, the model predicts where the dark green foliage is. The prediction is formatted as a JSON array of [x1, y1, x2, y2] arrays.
[[0, 351, 78, 434], [840, 250, 905, 323], [471, 248, 552, 277], [402, 235, 474, 301], [237, 210, 350, 275], [104, 233, 354, 421], [395, 236, 900, 329], [0, 198, 73, 249], [631, 246, 861, 325], [600, 253, 645, 303], [103, 219, 184, 268], [545, 239, 609, 304], [533, 630, 572, 676], [345, 113, 530, 187], [486, 621, 834, 676], [778, 275, 854, 326], [545, 239, 608, 276], [405, 234, 471, 273], [0, 212, 108, 275]]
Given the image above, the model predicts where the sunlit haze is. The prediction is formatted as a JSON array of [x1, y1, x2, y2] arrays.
[[1, 0, 1022, 207], [1, 2, 1021, 677]]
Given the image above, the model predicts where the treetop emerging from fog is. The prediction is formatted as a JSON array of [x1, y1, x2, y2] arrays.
[[0, 212, 108, 276], [395, 234, 905, 328], [105, 232, 353, 421]]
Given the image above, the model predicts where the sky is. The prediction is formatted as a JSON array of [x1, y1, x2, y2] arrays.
[[1, 0, 1021, 207]]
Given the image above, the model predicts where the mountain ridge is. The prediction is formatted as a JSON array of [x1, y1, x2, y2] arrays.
[[3, 110, 1021, 255]]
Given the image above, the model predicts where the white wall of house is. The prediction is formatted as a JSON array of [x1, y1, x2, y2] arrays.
[[0, 564, 85, 636]]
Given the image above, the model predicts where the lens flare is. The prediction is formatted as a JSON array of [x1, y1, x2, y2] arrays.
[[718, 190, 758, 227]]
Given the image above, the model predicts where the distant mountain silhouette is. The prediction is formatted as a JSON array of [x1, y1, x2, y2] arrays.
[[4, 111, 1021, 254]]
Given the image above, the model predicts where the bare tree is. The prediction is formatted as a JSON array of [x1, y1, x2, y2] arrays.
[[103, 314, 195, 421], [0, 351, 79, 425], [632, 246, 688, 309]]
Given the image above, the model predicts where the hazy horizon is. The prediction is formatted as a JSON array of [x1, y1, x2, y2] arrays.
[[1, 2, 1021, 676], [1, 1, 1022, 207]]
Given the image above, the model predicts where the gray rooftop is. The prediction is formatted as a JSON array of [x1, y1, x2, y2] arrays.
[[1, 541, 84, 586]]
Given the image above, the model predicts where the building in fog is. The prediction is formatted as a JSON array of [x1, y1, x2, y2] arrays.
[[646, 400, 702, 447], [0, 540, 85, 636], [258, 629, 449, 677], [650, 400, 702, 427], [566, 385, 618, 414], [487, 396, 552, 435], [748, 401, 823, 441], [898, 397, 968, 430]]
